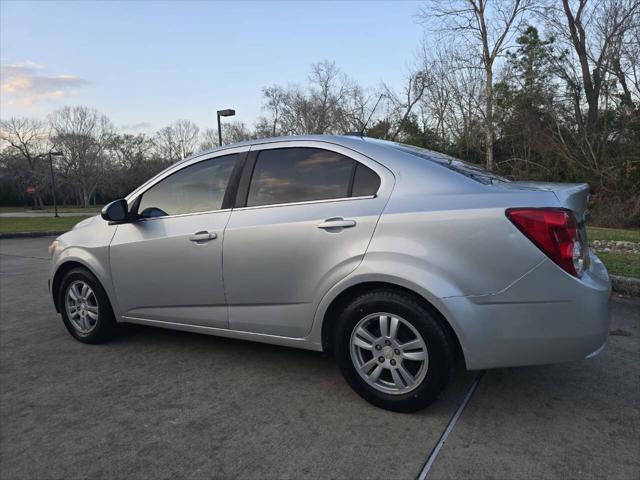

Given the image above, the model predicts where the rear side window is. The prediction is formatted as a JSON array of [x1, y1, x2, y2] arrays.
[[352, 163, 380, 196], [137, 154, 238, 218], [247, 148, 358, 207], [389, 143, 508, 184]]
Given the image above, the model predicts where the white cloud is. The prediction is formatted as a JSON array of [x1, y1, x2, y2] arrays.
[[0, 61, 89, 109], [120, 122, 153, 133]]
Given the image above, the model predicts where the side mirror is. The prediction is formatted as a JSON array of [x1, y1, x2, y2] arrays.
[[101, 199, 130, 223]]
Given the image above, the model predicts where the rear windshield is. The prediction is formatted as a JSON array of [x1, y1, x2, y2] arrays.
[[387, 142, 509, 185]]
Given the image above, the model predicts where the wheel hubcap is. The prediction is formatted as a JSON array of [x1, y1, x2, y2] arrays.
[[65, 280, 99, 335], [350, 313, 429, 395]]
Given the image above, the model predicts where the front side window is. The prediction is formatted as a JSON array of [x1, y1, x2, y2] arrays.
[[247, 148, 378, 207], [138, 154, 238, 218]]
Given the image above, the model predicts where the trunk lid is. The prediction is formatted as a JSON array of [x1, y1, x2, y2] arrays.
[[501, 181, 590, 224]]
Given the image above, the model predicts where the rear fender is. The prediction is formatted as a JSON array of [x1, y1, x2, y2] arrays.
[[308, 268, 470, 358]]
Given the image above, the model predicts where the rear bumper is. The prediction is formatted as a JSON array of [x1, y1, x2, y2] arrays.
[[441, 252, 611, 370]]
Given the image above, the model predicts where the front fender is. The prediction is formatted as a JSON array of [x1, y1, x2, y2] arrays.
[[51, 246, 121, 318]]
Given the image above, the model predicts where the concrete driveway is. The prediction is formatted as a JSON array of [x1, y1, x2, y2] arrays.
[[1, 237, 638, 480]]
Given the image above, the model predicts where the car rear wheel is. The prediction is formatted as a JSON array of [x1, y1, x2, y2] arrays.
[[58, 267, 116, 344], [334, 289, 455, 412]]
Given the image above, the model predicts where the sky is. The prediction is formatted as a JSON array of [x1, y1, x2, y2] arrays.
[[1, 0, 425, 134]]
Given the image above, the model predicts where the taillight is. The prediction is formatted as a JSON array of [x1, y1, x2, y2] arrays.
[[506, 208, 585, 277]]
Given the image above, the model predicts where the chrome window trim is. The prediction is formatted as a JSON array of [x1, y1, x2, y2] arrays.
[[135, 208, 233, 223], [234, 195, 376, 212]]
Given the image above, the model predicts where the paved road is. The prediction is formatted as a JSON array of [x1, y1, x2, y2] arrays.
[[0, 237, 638, 480], [429, 296, 639, 480]]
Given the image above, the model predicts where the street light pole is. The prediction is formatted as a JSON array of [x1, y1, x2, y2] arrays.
[[217, 113, 222, 147], [216, 109, 236, 146], [48, 151, 63, 218]]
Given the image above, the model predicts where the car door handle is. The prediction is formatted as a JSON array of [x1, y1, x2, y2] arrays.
[[317, 218, 357, 229], [189, 231, 217, 242]]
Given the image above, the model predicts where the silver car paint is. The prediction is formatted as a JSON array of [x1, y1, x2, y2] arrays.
[[50, 135, 611, 370], [223, 141, 394, 338], [109, 208, 232, 328], [111, 144, 249, 328]]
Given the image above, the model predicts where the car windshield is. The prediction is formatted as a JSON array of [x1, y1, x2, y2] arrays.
[[385, 141, 509, 185]]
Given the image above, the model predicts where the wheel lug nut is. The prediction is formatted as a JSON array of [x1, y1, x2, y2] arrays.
[[390, 359, 396, 366], [385, 340, 391, 346], [378, 356, 385, 363], [394, 349, 400, 355], [375, 344, 382, 350]]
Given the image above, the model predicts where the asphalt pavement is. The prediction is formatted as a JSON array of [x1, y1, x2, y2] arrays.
[[0, 237, 638, 480]]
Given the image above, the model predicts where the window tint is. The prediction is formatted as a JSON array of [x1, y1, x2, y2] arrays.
[[388, 142, 508, 185], [247, 148, 355, 207], [138, 154, 238, 218], [352, 163, 380, 196]]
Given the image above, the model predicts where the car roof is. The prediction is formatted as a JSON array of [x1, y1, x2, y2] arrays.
[[183, 134, 440, 175]]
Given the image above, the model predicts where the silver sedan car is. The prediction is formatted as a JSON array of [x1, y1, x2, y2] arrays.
[[48, 135, 611, 412]]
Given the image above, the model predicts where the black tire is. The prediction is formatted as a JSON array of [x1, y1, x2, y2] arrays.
[[58, 267, 116, 344], [334, 289, 455, 413]]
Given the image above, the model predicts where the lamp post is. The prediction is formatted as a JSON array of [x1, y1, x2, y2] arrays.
[[48, 150, 63, 218], [216, 108, 236, 146]]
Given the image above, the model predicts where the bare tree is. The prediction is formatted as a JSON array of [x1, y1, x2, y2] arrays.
[[199, 128, 219, 151], [421, 53, 453, 144], [154, 126, 178, 162], [171, 120, 200, 158], [538, 0, 640, 189], [308, 61, 351, 133], [0, 117, 49, 207], [221, 121, 254, 144], [547, 0, 639, 132], [109, 133, 154, 169], [262, 85, 287, 136], [259, 61, 370, 136], [154, 119, 200, 161], [420, 0, 533, 170], [383, 67, 430, 141], [49, 106, 114, 207], [417, 47, 485, 158], [623, 18, 640, 101], [449, 65, 485, 159]]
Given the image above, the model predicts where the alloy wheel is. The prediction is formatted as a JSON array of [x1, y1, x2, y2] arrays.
[[350, 312, 429, 395], [65, 280, 99, 335]]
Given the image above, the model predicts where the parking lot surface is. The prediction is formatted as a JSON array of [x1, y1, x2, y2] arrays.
[[1, 237, 638, 480]]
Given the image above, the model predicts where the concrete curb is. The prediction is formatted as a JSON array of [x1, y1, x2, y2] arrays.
[[0, 231, 65, 239], [611, 275, 640, 297]]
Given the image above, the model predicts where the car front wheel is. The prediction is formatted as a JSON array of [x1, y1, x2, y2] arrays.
[[58, 267, 116, 344], [334, 290, 455, 412]]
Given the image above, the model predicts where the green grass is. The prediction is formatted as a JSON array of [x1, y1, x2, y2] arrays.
[[0, 205, 102, 214], [587, 226, 640, 242], [596, 252, 640, 278], [0, 216, 91, 233]]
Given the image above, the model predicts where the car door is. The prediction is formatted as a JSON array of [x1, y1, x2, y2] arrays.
[[109, 149, 246, 328], [223, 141, 393, 338]]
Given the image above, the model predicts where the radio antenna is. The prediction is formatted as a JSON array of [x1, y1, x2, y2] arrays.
[[359, 93, 384, 136]]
